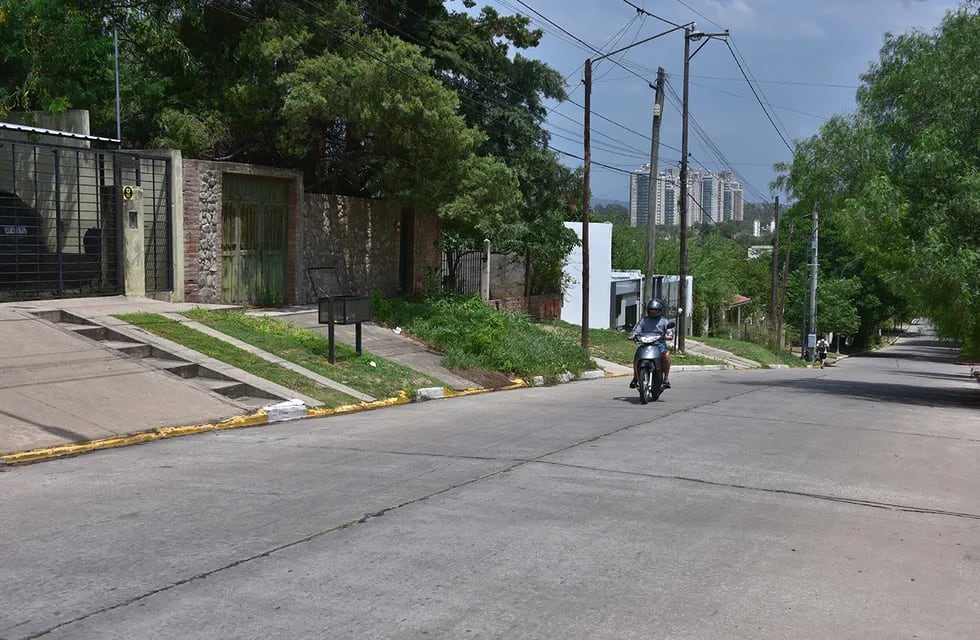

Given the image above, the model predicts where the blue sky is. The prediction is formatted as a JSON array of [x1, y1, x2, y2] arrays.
[[464, 0, 961, 205]]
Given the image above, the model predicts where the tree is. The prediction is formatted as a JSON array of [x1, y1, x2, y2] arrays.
[[278, 32, 485, 207], [0, 0, 115, 120], [777, 4, 979, 354], [1, 0, 583, 296]]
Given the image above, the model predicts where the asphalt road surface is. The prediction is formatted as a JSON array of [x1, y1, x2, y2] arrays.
[[2, 323, 977, 639]]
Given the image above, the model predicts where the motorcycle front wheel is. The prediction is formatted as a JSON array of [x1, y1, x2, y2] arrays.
[[638, 366, 653, 404]]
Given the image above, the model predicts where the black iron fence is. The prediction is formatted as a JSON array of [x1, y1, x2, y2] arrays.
[[441, 248, 483, 296], [0, 137, 172, 300]]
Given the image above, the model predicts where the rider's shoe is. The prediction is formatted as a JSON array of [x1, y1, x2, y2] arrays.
[[663, 379, 671, 389], [629, 378, 637, 389]]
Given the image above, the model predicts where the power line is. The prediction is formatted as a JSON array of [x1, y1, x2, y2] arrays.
[[620, 0, 686, 29], [668, 0, 727, 32], [506, 0, 665, 88], [727, 39, 794, 146], [724, 40, 794, 154], [688, 81, 831, 120], [690, 75, 860, 89], [551, 147, 637, 175], [368, 0, 672, 171], [561, 97, 683, 154]]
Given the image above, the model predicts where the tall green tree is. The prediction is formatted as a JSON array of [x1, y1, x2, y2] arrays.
[[0, 0, 115, 120], [778, 3, 979, 352]]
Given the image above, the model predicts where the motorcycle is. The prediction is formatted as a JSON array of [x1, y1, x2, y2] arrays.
[[633, 321, 675, 404]]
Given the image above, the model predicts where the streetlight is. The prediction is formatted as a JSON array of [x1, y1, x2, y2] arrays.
[[677, 25, 727, 352], [581, 23, 691, 348]]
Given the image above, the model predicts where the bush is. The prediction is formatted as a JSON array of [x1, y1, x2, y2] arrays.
[[371, 292, 593, 376]]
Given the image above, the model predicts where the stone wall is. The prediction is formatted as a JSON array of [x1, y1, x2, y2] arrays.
[[181, 160, 302, 304], [181, 161, 218, 302], [489, 252, 527, 299], [180, 160, 438, 304], [412, 206, 442, 294], [301, 194, 441, 302]]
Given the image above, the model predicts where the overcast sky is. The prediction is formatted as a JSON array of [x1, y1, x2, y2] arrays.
[[466, 0, 961, 205]]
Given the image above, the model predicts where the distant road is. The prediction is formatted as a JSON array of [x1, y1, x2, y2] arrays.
[[2, 323, 977, 639]]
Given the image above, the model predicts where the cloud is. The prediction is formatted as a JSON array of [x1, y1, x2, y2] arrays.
[[703, 0, 829, 40]]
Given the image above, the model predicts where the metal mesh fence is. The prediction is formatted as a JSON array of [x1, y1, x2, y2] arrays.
[[0, 138, 172, 300]]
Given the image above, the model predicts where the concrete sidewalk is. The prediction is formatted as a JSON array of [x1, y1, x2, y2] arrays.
[[0, 296, 763, 464], [0, 297, 247, 457], [0, 297, 479, 461]]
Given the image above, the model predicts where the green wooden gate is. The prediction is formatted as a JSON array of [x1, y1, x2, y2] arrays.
[[221, 175, 288, 305]]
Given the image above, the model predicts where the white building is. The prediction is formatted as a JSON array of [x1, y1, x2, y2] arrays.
[[561, 222, 645, 330]]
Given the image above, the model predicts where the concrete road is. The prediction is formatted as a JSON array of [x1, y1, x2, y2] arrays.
[[1, 324, 977, 639]]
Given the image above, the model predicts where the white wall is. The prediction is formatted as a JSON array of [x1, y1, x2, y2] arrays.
[[561, 221, 613, 329]]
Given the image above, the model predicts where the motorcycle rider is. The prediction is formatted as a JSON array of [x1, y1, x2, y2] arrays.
[[628, 298, 673, 389]]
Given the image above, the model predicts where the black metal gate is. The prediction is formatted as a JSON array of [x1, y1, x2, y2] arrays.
[[441, 248, 483, 296], [0, 137, 172, 300]]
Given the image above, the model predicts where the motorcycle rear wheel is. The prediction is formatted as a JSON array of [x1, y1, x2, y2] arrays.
[[649, 367, 663, 402]]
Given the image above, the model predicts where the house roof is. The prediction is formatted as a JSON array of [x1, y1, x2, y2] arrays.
[[728, 294, 752, 308]]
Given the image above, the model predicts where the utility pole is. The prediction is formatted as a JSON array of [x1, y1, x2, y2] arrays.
[[678, 30, 692, 352], [777, 217, 793, 352], [580, 26, 687, 349], [678, 26, 727, 353], [114, 25, 122, 144], [769, 195, 780, 350], [581, 58, 592, 348], [644, 67, 666, 303], [808, 206, 819, 362]]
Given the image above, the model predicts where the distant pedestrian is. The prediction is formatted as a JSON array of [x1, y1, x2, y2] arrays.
[[816, 334, 830, 368]]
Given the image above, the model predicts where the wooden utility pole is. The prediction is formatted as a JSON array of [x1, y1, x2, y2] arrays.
[[581, 25, 689, 348], [769, 195, 780, 349], [808, 206, 819, 361], [644, 67, 666, 303], [678, 26, 726, 352], [777, 218, 793, 351], [678, 30, 692, 352], [581, 58, 592, 349]]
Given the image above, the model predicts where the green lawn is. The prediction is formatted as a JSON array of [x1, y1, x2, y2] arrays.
[[116, 312, 366, 407], [182, 308, 444, 398], [371, 294, 595, 377], [549, 321, 725, 368], [696, 336, 807, 367]]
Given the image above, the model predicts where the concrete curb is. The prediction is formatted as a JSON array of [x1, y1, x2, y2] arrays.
[[0, 392, 420, 467], [0, 411, 271, 466], [0, 357, 772, 466]]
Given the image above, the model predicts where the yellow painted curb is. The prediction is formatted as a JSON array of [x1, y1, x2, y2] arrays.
[[445, 378, 527, 398], [305, 391, 412, 418], [0, 411, 270, 466], [0, 372, 611, 466]]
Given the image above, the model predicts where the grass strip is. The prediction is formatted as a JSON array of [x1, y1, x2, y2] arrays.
[[549, 321, 726, 368], [116, 312, 364, 407], [698, 336, 806, 368], [183, 308, 444, 398], [372, 295, 594, 377]]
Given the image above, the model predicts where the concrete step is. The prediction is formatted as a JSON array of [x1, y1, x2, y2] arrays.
[[98, 340, 152, 358], [140, 356, 199, 378], [193, 376, 249, 398], [62, 322, 103, 338]]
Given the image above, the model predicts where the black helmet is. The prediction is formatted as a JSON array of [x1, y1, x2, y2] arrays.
[[646, 298, 663, 317]]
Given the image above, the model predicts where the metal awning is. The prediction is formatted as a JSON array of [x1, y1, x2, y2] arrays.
[[0, 121, 120, 144]]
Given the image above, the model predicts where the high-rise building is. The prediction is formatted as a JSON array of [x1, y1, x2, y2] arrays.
[[716, 170, 744, 222], [663, 169, 678, 226], [700, 173, 722, 224], [629, 165, 651, 227], [634, 167, 745, 228]]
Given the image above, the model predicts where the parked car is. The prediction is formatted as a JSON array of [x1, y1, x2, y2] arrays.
[[0, 189, 48, 289]]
